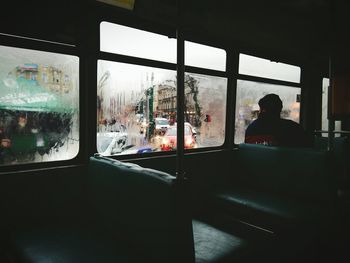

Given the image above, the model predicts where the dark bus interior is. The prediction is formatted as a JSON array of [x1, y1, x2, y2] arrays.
[[1, 0, 350, 262]]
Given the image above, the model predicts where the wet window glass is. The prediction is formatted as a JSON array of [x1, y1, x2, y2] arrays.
[[184, 73, 227, 148], [100, 22, 176, 63], [321, 78, 341, 135], [239, 54, 301, 83], [234, 80, 300, 144], [185, 41, 226, 71], [97, 60, 227, 155], [0, 45, 79, 165]]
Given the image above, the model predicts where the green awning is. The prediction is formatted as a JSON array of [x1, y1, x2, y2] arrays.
[[0, 78, 75, 113]]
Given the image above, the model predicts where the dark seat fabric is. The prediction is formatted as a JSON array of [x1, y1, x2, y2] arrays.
[[193, 219, 247, 263], [214, 187, 332, 232], [8, 155, 195, 263], [212, 144, 336, 232], [192, 219, 298, 263], [234, 144, 333, 201], [86, 155, 194, 263], [9, 225, 146, 263], [314, 136, 349, 184]]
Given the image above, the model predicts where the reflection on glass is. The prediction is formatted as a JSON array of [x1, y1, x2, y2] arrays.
[[185, 41, 226, 71], [0, 45, 79, 165], [100, 22, 176, 63], [97, 60, 227, 155], [239, 54, 301, 83], [234, 80, 301, 144]]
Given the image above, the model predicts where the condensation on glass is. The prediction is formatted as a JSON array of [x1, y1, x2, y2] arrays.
[[0, 45, 79, 165], [97, 60, 227, 156], [100, 22, 176, 63], [185, 41, 226, 71], [239, 54, 301, 83], [184, 73, 227, 148], [322, 78, 341, 136], [234, 80, 301, 144]]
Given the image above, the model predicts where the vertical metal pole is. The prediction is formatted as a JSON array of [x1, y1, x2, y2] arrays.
[[176, 30, 185, 180], [328, 57, 334, 151], [176, 1, 185, 180], [174, 6, 195, 261], [226, 51, 239, 147]]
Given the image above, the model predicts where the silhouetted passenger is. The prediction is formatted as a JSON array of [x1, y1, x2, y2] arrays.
[[245, 94, 311, 147]]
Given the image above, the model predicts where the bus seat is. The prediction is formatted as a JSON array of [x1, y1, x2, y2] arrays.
[[212, 144, 336, 232], [7, 155, 195, 263], [314, 136, 349, 186], [87, 155, 195, 263]]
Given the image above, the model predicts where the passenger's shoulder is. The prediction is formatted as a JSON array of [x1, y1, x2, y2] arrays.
[[280, 119, 306, 134], [246, 119, 260, 128], [281, 119, 302, 127], [245, 119, 259, 132]]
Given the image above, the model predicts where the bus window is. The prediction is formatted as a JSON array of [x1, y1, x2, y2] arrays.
[[0, 45, 79, 165], [97, 60, 176, 155], [234, 80, 300, 144], [184, 73, 227, 148], [100, 22, 176, 63], [239, 54, 301, 83], [96, 61, 227, 155], [321, 78, 341, 136], [185, 41, 226, 71], [98, 22, 228, 155]]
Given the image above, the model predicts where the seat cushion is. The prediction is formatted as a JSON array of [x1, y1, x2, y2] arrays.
[[9, 225, 146, 263], [213, 187, 333, 230], [193, 219, 247, 263]]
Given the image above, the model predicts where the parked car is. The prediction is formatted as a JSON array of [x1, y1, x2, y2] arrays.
[[173, 122, 197, 140], [121, 145, 154, 155], [97, 126, 128, 155], [160, 124, 196, 151], [185, 122, 197, 139]]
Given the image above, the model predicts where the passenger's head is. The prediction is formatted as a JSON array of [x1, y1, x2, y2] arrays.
[[258, 94, 283, 117]]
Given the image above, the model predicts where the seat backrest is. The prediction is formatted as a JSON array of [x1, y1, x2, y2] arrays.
[[87, 155, 194, 263], [234, 144, 334, 202], [314, 136, 349, 181]]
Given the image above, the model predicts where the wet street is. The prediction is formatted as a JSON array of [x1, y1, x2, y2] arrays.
[[97, 119, 224, 155]]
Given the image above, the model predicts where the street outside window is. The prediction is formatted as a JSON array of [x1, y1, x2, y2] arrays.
[[96, 60, 227, 155]]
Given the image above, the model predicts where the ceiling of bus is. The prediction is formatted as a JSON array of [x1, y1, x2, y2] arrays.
[[134, 0, 348, 64], [1, 0, 349, 66]]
